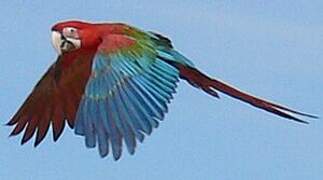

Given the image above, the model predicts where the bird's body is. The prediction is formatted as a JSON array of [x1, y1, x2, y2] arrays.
[[7, 20, 316, 160]]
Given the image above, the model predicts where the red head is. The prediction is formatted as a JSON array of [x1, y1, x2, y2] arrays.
[[51, 20, 103, 54]]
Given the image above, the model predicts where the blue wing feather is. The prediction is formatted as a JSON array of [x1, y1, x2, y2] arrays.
[[96, 100, 110, 155], [130, 78, 165, 120], [83, 99, 96, 148], [113, 72, 146, 142], [74, 99, 85, 136], [105, 95, 123, 160], [121, 80, 154, 134]]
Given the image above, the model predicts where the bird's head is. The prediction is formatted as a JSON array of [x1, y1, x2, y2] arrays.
[[51, 20, 102, 55]]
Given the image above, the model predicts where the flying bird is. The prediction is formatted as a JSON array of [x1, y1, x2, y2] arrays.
[[7, 20, 317, 160]]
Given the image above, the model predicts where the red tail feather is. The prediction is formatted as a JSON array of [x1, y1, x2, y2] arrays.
[[174, 63, 317, 123]]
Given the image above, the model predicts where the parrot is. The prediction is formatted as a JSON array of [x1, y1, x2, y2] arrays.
[[7, 20, 317, 160]]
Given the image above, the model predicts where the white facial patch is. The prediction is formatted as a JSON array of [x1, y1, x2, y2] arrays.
[[51, 31, 81, 55]]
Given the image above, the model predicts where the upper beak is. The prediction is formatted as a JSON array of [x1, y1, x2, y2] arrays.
[[51, 31, 63, 55]]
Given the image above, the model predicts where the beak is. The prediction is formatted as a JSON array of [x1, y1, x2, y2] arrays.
[[51, 31, 81, 55], [51, 31, 63, 55]]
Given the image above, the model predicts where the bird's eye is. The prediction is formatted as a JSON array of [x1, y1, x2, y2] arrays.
[[62, 27, 79, 38]]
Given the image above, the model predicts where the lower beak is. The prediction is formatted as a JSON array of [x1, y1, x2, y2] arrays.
[[51, 31, 63, 55]]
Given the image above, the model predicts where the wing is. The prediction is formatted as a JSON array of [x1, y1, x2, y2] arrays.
[[7, 50, 96, 146], [73, 30, 183, 160]]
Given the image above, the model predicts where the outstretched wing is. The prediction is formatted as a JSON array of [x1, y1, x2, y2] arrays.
[[73, 30, 185, 160], [7, 50, 96, 146]]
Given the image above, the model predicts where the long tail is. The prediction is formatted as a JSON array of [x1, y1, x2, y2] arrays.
[[170, 62, 318, 124]]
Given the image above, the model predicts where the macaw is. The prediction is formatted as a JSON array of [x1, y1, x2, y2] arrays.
[[7, 20, 317, 160]]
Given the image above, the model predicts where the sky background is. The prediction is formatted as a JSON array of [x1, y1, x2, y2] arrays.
[[1, 1, 323, 180]]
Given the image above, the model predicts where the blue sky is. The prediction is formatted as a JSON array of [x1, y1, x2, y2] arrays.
[[1, 1, 323, 180]]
